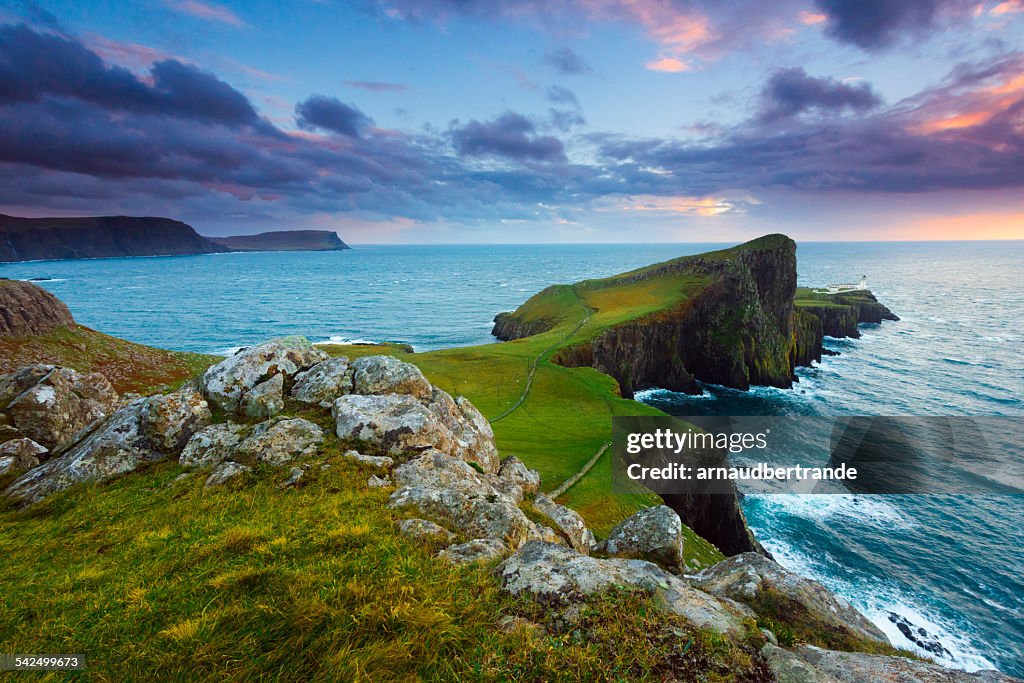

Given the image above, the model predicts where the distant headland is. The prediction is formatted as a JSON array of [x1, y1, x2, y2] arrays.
[[0, 214, 350, 263]]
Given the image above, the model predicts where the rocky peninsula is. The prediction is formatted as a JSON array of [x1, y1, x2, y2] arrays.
[[207, 230, 351, 252]]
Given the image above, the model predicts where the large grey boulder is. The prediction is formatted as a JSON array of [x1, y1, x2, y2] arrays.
[[333, 394, 456, 456], [761, 644, 842, 683], [140, 386, 212, 453], [498, 456, 541, 497], [233, 417, 324, 466], [496, 541, 750, 636], [200, 336, 326, 413], [695, 553, 888, 645], [602, 505, 685, 573], [240, 373, 284, 419], [440, 539, 508, 565], [792, 645, 1021, 682], [3, 397, 158, 505], [291, 357, 352, 406], [425, 388, 500, 474], [179, 423, 247, 470], [533, 494, 596, 554], [1, 365, 118, 450], [0, 438, 48, 477], [351, 355, 432, 401], [393, 450, 501, 498], [388, 485, 531, 549]]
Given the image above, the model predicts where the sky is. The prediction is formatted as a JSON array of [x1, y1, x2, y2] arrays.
[[0, 0, 1022, 243]]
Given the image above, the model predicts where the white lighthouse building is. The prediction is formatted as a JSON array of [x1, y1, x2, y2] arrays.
[[819, 275, 868, 295]]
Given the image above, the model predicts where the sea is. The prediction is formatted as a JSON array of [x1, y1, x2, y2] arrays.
[[3, 241, 1022, 675]]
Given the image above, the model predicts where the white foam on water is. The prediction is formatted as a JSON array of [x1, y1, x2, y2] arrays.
[[315, 335, 379, 346], [633, 387, 716, 401], [755, 514, 998, 674], [751, 494, 916, 530]]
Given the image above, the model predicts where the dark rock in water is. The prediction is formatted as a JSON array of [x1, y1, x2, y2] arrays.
[[0, 214, 228, 263], [0, 280, 76, 337], [207, 230, 351, 252], [887, 612, 953, 659]]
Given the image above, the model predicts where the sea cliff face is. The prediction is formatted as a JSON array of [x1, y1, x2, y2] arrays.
[[207, 230, 351, 252], [0, 214, 227, 263]]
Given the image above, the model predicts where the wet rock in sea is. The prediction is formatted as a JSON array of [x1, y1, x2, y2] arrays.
[[179, 423, 248, 470], [601, 505, 685, 573], [887, 612, 954, 660], [533, 494, 596, 554], [397, 518, 456, 546], [695, 552, 889, 645], [351, 355, 433, 401], [204, 461, 251, 488], [496, 541, 750, 636], [240, 373, 284, 419], [200, 336, 326, 413], [0, 437, 48, 476], [1, 365, 118, 450], [440, 538, 508, 565], [291, 357, 352, 406]]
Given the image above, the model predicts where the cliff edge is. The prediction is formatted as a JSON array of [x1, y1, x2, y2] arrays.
[[0, 214, 228, 263], [207, 230, 351, 252]]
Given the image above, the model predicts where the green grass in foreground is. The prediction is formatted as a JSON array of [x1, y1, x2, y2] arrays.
[[0, 412, 763, 682]]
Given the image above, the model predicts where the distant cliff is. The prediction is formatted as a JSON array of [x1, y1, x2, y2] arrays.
[[207, 230, 351, 252], [0, 280, 75, 337], [0, 214, 228, 263]]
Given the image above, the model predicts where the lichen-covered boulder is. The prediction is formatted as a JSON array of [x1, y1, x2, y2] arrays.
[[496, 541, 750, 635], [200, 336, 326, 413], [498, 456, 541, 495], [2, 365, 118, 450], [425, 388, 500, 474], [393, 450, 499, 497], [204, 461, 251, 488], [695, 552, 888, 645], [0, 438, 47, 476], [602, 505, 685, 573], [398, 518, 456, 545], [440, 539, 508, 565], [333, 394, 455, 456], [291, 357, 352, 406], [141, 386, 212, 453], [240, 373, 284, 419], [233, 417, 324, 466], [0, 364, 54, 408], [351, 355, 432, 401], [791, 645, 1019, 682], [388, 485, 531, 549], [179, 423, 247, 470], [3, 397, 158, 505], [533, 494, 596, 554], [760, 644, 841, 683]]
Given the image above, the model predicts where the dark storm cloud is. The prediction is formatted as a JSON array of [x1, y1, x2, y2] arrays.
[[295, 95, 374, 137], [813, 0, 971, 50], [757, 67, 882, 123], [450, 112, 567, 162], [543, 47, 592, 75], [0, 23, 260, 126]]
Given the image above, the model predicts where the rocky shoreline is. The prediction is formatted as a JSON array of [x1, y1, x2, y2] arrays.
[[0, 337, 1017, 681]]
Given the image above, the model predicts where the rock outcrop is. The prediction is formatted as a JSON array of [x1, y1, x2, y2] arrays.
[[0, 280, 76, 337], [695, 552, 889, 645], [600, 505, 686, 573], [0, 214, 228, 263], [783, 645, 1019, 683], [200, 336, 327, 413], [0, 364, 118, 450], [0, 438, 47, 476]]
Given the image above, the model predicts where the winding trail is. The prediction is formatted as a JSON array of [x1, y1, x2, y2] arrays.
[[490, 287, 593, 424], [549, 441, 611, 499]]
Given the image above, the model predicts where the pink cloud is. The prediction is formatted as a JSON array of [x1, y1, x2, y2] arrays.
[[798, 10, 827, 25], [165, 0, 249, 27], [990, 0, 1024, 14], [645, 57, 691, 73]]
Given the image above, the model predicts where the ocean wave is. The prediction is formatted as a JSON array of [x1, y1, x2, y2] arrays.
[[749, 494, 915, 530], [315, 335, 379, 346]]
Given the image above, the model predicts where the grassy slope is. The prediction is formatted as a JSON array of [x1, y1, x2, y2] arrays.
[[0, 406, 765, 682], [0, 325, 219, 394]]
